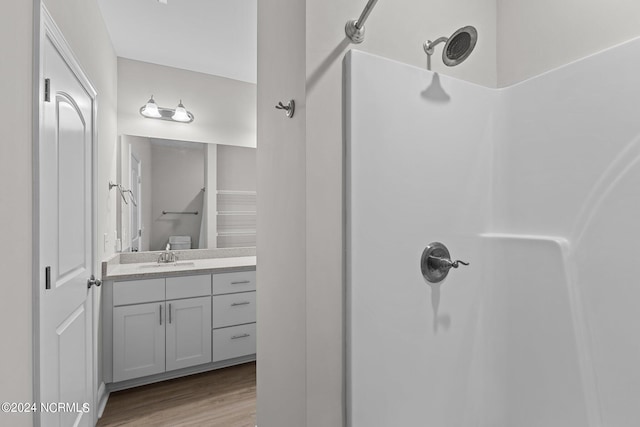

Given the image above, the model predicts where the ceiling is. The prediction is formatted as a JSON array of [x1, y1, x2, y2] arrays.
[[97, 0, 257, 83]]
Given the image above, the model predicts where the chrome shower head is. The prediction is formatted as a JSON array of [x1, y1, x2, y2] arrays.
[[424, 26, 478, 67]]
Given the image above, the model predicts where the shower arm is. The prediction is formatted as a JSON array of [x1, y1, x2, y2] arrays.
[[345, 0, 380, 44], [424, 37, 448, 56]]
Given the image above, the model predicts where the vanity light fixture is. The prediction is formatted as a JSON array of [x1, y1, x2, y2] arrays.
[[140, 95, 161, 118], [139, 95, 194, 123], [172, 100, 191, 122]]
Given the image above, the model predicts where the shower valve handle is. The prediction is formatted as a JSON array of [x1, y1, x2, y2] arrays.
[[428, 256, 469, 269], [421, 242, 470, 283]]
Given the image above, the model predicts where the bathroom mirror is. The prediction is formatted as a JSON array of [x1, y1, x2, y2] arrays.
[[116, 135, 256, 252]]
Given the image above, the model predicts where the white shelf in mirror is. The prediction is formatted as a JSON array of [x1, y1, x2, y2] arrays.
[[216, 211, 256, 216], [216, 190, 256, 195], [217, 231, 256, 236], [216, 190, 256, 248]]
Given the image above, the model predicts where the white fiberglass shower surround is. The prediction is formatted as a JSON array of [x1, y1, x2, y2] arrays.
[[346, 39, 640, 426]]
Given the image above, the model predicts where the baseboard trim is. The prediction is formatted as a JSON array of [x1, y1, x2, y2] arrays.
[[106, 354, 256, 392], [97, 381, 109, 418]]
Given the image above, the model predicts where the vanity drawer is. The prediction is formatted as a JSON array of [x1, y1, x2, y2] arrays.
[[212, 271, 256, 295], [113, 278, 165, 306], [212, 323, 256, 362], [213, 292, 256, 328], [166, 274, 211, 300]]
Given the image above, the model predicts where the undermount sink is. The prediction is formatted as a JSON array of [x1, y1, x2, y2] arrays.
[[139, 261, 196, 269]]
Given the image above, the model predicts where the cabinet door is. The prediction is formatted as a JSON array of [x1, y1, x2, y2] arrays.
[[166, 296, 212, 371], [113, 303, 165, 382]]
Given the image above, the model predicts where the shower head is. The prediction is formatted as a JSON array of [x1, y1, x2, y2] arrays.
[[424, 26, 478, 67]]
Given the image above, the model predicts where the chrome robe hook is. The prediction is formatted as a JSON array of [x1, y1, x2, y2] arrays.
[[275, 100, 295, 118]]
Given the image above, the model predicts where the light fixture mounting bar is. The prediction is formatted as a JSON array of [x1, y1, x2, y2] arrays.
[[139, 106, 194, 123]]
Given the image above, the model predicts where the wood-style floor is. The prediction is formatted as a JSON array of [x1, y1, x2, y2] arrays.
[[97, 362, 256, 427]]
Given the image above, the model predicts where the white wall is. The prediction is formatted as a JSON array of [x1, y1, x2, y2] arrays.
[[217, 145, 257, 191], [0, 1, 33, 426], [118, 58, 257, 148], [256, 0, 307, 426], [497, 0, 640, 87]]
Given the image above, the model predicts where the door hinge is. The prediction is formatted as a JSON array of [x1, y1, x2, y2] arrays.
[[44, 78, 51, 102], [45, 266, 51, 290]]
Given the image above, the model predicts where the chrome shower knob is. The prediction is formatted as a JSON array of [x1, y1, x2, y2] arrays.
[[420, 242, 469, 283]]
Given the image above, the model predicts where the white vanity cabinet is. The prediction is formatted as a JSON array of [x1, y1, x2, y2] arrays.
[[111, 275, 212, 383], [212, 271, 257, 362], [104, 268, 256, 389]]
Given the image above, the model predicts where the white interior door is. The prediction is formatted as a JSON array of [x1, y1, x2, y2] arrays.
[[38, 10, 96, 427]]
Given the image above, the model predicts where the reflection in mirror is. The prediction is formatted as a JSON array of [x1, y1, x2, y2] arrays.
[[117, 135, 256, 252]]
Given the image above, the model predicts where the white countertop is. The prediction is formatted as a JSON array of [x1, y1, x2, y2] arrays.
[[103, 256, 256, 281]]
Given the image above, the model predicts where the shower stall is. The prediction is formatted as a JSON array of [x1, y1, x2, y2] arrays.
[[346, 37, 640, 426]]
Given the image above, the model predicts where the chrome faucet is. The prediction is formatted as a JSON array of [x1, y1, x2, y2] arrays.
[[158, 244, 177, 264]]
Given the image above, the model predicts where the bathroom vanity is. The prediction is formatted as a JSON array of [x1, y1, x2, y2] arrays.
[[100, 249, 256, 391]]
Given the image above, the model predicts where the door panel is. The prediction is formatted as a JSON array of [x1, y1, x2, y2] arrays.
[[57, 95, 87, 277], [39, 19, 95, 427], [57, 304, 88, 427]]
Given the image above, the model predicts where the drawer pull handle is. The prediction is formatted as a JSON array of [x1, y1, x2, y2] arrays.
[[231, 333, 251, 340], [159, 304, 162, 325], [231, 280, 251, 285], [231, 301, 251, 307], [169, 303, 172, 324]]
